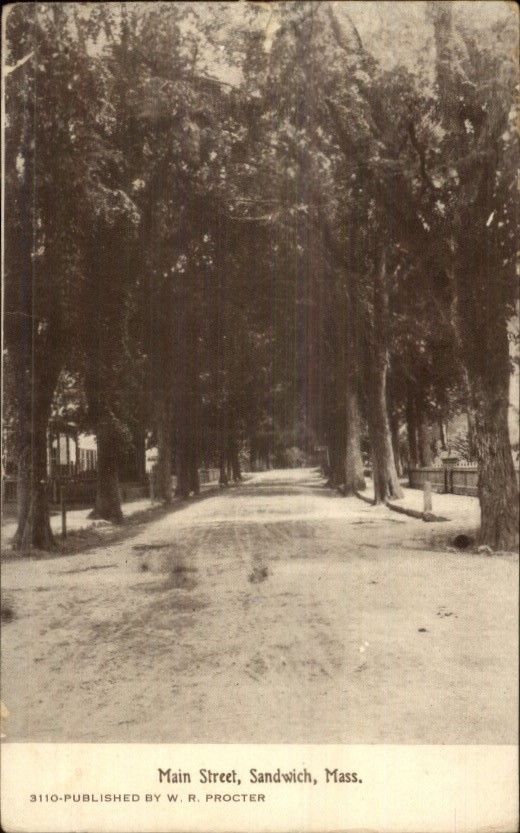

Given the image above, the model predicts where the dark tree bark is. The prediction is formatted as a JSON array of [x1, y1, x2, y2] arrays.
[[9, 317, 62, 550], [218, 418, 230, 487], [14, 409, 56, 551], [389, 408, 403, 478], [438, 418, 447, 452], [174, 288, 202, 499], [365, 364, 403, 502], [344, 385, 366, 494], [186, 434, 200, 495], [135, 423, 147, 485], [175, 455, 186, 498], [249, 434, 258, 472], [416, 391, 432, 468], [475, 381, 519, 549], [466, 408, 477, 462], [362, 251, 403, 503], [459, 282, 519, 551], [176, 438, 200, 498], [83, 222, 132, 525], [326, 428, 345, 489], [219, 450, 229, 486], [229, 433, 242, 482], [405, 383, 418, 468], [92, 418, 124, 523], [386, 369, 403, 478], [5, 117, 65, 548], [175, 450, 190, 499], [156, 397, 173, 503]]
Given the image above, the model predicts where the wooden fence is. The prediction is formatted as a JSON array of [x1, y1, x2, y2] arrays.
[[2, 468, 222, 508], [409, 464, 520, 497]]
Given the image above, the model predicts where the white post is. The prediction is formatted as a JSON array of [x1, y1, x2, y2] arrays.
[[423, 481, 432, 513]]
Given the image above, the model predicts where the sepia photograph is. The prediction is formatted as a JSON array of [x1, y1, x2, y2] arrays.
[[1, 1, 519, 831]]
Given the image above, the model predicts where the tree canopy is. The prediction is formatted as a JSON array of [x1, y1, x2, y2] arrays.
[[3, 1, 518, 551]]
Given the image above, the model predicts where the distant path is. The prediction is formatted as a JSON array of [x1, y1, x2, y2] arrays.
[[1, 468, 517, 743]]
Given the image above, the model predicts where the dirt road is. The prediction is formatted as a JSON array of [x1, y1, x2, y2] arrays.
[[1, 468, 517, 743]]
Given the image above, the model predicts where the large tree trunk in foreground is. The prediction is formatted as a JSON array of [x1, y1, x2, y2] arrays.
[[93, 419, 123, 523], [11, 343, 61, 551], [474, 375, 519, 550], [14, 414, 55, 551], [344, 386, 365, 494], [477, 408, 519, 550]]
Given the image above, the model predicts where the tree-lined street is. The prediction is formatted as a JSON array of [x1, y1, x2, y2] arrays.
[[2, 469, 517, 743], [3, 2, 519, 553], [2, 2, 519, 755]]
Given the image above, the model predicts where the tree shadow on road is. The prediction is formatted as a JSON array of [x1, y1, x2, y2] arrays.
[[1, 485, 224, 564]]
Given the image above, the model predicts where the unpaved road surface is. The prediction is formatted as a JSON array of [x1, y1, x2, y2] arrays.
[[1, 469, 518, 743]]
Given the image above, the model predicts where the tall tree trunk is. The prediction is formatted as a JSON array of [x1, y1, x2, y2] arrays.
[[249, 434, 257, 472], [466, 409, 477, 462], [389, 408, 403, 478], [365, 362, 403, 502], [474, 374, 519, 550], [175, 446, 190, 499], [416, 392, 432, 468], [219, 451, 229, 486], [135, 423, 147, 485], [344, 386, 366, 494], [226, 422, 242, 482], [363, 251, 403, 503], [11, 345, 61, 551], [156, 399, 173, 504], [438, 418, 447, 451], [218, 421, 229, 486], [188, 440, 200, 495], [321, 444, 331, 480], [405, 383, 418, 468], [93, 418, 123, 523], [326, 429, 344, 489], [230, 442, 242, 481], [14, 413, 55, 551]]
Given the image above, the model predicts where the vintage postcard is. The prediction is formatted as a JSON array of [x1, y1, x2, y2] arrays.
[[1, 1, 518, 831]]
